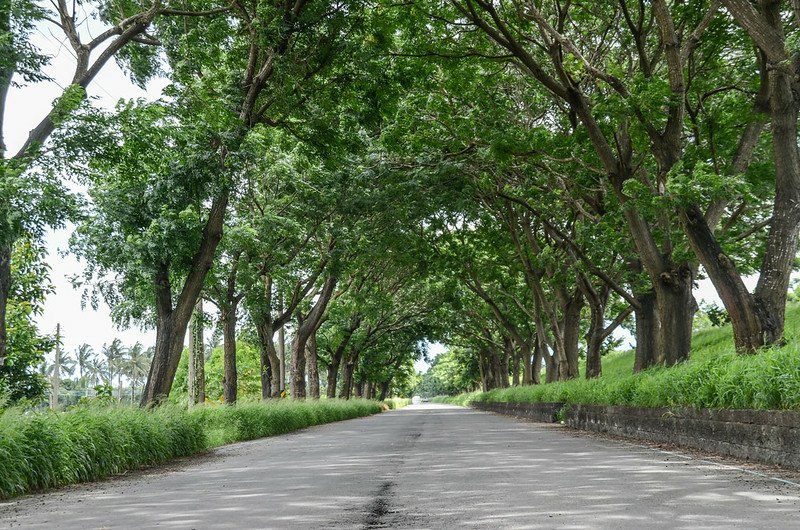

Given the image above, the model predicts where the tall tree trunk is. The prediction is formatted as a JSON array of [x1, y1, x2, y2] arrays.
[[188, 298, 205, 406], [634, 290, 661, 372], [290, 276, 337, 399], [378, 381, 390, 401], [353, 380, 363, 398], [531, 334, 543, 385], [0, 244, 9, 368], [721, 0, 800, 349], [520, 341, 533, 385], [581, 279, 609, 379], [222, 307, 238, 405], [478, 350, 488, 391], [653, 266, 696, 366], [306, 332, 320, 399], [257, 322, 281, 398], [140, 191, 227, 406], [326, 317, 360, 398], [290, 326, 307, 399], [544, 347, 557, 383], [278, 324, 286, 393], [339, 347, 359, 399], [560, 290, 584, 380]]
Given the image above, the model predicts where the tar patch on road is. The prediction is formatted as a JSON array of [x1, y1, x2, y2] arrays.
[[363, 480, 394, 528]]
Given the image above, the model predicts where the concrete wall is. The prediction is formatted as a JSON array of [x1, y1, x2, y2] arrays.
[[472, 401, 564, 423], [474, 401, 800, 469]]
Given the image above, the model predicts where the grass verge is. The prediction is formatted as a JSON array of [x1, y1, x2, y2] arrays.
[[442, 304, 800, 412], [0, 398, 381, 500]]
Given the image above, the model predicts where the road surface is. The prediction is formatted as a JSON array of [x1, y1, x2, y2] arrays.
[[1, 404, 799, 529]]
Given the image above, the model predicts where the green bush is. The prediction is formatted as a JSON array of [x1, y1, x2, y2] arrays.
[[0, 398, 381, 500]]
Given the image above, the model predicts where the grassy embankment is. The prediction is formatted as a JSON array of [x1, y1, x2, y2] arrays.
[[437, 304, 800, 411], [0, 399, 381, 500]]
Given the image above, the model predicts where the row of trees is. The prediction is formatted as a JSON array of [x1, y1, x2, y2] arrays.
[[2, 0, 800, 405]]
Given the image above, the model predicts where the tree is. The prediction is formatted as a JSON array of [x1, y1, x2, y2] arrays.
[[0, 236, 52, 402], [0, 0, 214, 367]]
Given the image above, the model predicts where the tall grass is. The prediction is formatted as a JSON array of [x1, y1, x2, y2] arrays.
[[0, 399, 381, 500], [453, 305, 800, 412], [382, 398, 411, 410]]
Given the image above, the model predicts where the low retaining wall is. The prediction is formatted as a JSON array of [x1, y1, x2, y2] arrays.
[[472, 401, 565, 423], [475, 401, 800, 469]]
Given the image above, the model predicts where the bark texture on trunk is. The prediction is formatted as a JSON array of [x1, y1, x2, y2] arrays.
[[339, 347, 359, 399], [222, 308, 238, 404], [634, 291, 661, 372], [140, 191, 228, 406], [291, 275, 337, 399], [559, 289, 584, 380], [256, 321, 281, 399], [306, 333, 320, 399], [188, 298, 205, 406], [326, 317, 360, 398]]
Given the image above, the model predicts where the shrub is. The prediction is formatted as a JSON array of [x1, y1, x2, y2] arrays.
[[0, 398, 381, 500]]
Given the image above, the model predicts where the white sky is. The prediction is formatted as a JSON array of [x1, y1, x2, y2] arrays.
[[7, 20, 743, 366], [7, 27, 167, 358]]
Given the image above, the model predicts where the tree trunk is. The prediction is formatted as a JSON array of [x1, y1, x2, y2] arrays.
[[531, 334, 543, 385], [340, 350, 358, 400], [306, 332, 320, 399], [256, 321, 281, 398], [491, 349, 502, 388], [520, 341, 533, 385], [277, 324, 286, 393], [222, 307, 238, 404], [353, 380, 363, 398], [290, 276, 337, 399], [188, 298, 205, 406], [0, 243, 9, 368], [291, 328, 307, 399], [722, 0, 800, 349], [583, 287, 606, 379], [560, 290, 584, 380], [544, 347, 557, 383], [140, 191, 228, 406], [378, 381, 390, 401], [511, 345, 520, 386], [654, 266, 696, 366], [634, 290, 661, 372]]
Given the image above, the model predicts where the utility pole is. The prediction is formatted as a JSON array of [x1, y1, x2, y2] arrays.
[[50, 324, 61, 410]]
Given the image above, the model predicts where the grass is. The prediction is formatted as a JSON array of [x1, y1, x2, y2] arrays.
[[382, 397, 411, 410], [0, 398, 382, 500], [444, 304, 800, 412]]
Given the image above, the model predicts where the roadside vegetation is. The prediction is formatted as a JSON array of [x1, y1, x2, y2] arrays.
[[382, 398, 411, 410], [434, 305, 800, 411], [0, 399, 381, 500]]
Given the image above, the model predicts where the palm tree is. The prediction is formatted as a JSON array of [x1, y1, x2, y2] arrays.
[[102, 339, 127, 401], [126, 343, 152, 404], [86, 357, 109, 394], [75, 344, 94, 388]]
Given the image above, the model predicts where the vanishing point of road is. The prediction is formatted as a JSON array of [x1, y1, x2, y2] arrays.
[[2, 404, 799, 529]]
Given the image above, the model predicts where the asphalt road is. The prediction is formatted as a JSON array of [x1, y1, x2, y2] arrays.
[[2, 404, 800, 529]]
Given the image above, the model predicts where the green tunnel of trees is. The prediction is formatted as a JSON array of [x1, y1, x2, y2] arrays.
[[2, 0, 800, 406]]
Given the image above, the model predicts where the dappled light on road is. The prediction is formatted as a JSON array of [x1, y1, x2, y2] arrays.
[[2, 405, 799, 528]]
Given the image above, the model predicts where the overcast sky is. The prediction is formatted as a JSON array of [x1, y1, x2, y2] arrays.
[[8, 21, 737, 365]]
